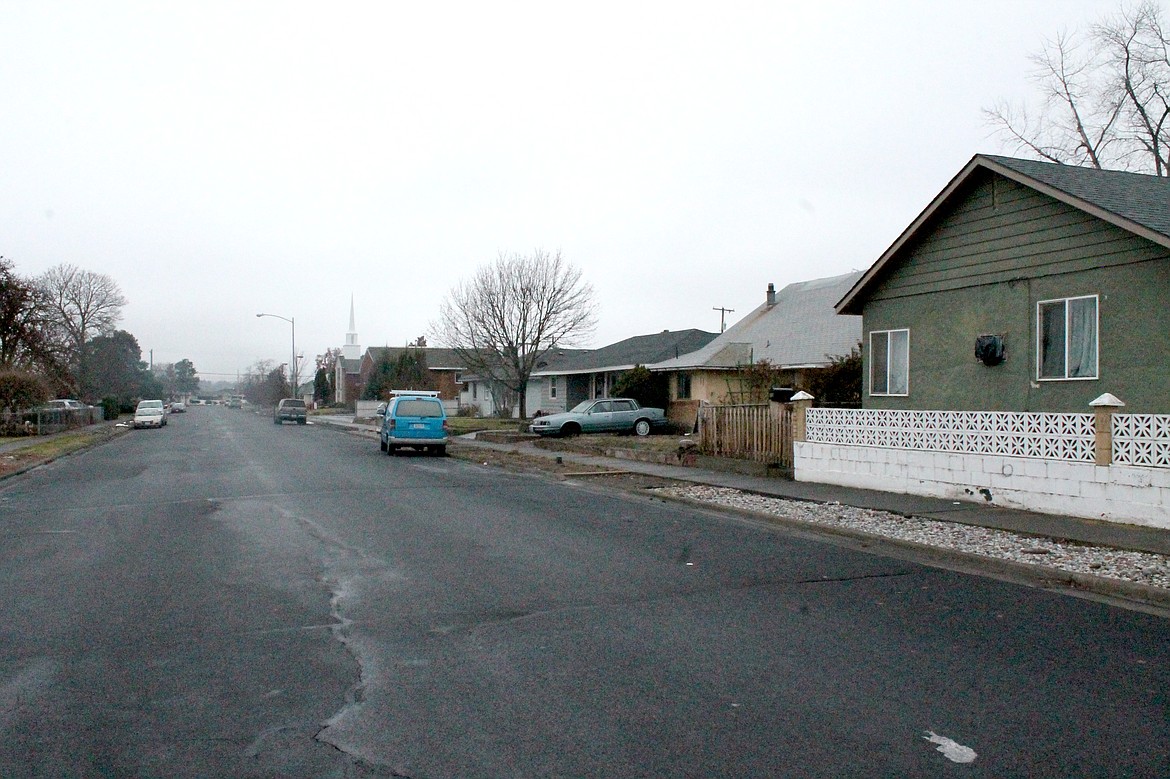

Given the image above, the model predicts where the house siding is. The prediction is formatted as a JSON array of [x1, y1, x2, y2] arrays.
[[863, 172, 1170, 413], [868, 173, 1167, 301]]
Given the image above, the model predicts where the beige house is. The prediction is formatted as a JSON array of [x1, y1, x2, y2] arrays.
[[650, 272, 862, 427]]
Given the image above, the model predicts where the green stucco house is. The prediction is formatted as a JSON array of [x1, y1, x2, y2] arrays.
[[836, 154, 1170, 414]]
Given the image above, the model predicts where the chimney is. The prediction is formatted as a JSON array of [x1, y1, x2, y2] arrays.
[[766, 282, 776, 307]]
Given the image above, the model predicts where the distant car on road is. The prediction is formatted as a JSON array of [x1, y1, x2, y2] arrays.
[[529, 398, 668, 437], [133, 399, 167, 429], [170, 401, 186, 413], [274, 398, 307, 425], [379, 391, 448, 455]]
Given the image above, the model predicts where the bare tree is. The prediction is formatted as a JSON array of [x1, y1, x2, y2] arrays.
[[435, 249, 597, 418], [36, 263, 128, 392], [985, 0, 1170, 175]]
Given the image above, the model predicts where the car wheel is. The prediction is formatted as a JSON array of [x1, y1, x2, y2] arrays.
[[380, 438, 387, 452], [386, 445, 397, 456], [634, 419, 651, 437], [297, 419, 306, 425], [435, 445, 446, 456], [560, 423, 580, 438]]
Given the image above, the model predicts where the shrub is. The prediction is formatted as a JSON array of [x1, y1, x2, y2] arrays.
[[611, 365, 670, 409], [101, 396, 120, 420], [0, 370, 48, 412], [806, 344, 862, 407]]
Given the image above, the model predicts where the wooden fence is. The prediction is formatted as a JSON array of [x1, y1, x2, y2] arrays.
[[697, 403, 793, 467]]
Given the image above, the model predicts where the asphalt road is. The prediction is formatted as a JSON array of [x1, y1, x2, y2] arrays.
[[0, 407, 1166, 777]]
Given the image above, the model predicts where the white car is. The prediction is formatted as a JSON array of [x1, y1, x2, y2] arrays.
[[44, 399, 89, 411], [133, 399, 167, 429]]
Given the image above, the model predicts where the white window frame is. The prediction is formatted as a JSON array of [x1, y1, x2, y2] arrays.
[[1036, 295, 1099, 381], [869, 329, 910, 397], [549, 376, 558, 399]]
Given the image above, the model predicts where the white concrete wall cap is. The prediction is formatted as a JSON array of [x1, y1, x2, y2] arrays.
[[1089, 392, 1126, 407]]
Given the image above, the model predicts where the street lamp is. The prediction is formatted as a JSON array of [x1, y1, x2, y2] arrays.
[[256, 313, 297, 398]]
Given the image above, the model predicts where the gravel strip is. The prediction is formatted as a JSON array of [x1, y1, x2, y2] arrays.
[[652, 485, 1170, 591]]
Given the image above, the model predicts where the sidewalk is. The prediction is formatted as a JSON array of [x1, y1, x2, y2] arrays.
[[0, 418, 126, 454], [313, 415, 1170, 556], [458, 437, 1170, 556]]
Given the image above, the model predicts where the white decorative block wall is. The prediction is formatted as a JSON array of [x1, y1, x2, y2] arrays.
[[795, 441, 1170, 529]]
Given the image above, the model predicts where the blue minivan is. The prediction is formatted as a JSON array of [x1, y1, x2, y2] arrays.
[[378, 391, 449, 456]]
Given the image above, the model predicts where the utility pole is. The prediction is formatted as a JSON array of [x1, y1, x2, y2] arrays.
[[712, 306, 735, 333]]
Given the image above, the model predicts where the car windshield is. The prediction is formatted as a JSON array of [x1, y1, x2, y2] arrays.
[[569, 401, 595, 413], [138, 400, 163, 410], [395, 399, 442, 417]]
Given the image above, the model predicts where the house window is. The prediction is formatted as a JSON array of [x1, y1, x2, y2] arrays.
[[1038, 295, 1098, 380], [472, 382, 478, 400], [549, 377, 558, 399], [677, 372, 692, 400], [870, 329, 909, 396]]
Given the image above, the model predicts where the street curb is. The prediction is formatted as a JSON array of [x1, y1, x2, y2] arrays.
[[319, 421, 1170, 612], [652, 492, 1170, 612]]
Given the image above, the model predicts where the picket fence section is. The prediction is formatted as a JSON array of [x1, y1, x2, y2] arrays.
[[697, 403, 793, 467]]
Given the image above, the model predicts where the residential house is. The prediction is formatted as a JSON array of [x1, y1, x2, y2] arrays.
[[650, 273, 863, 427], [836, 154, 1170, 413], [458, 349, 590, 419], [527, 329, 719, 416], [357, 347, 466, 407]]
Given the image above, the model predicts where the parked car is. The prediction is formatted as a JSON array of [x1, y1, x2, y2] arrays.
[[379, 391, 448, 455], [170, 401, 186, 413], [529, 398, 668, 437], [42, 399, 89, 411], [133, 399, 166, 429], [274, 398, 307, 425]]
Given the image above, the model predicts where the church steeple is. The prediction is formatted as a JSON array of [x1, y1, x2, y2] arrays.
[[342, 294, 361, 360]]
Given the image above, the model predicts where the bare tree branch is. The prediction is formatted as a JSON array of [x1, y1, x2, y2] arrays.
[[434, 249, 597, 417], [35, 263, 129, 393], [986, 1, 1170, 175]]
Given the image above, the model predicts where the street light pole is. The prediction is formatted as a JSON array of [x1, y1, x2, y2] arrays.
[[256, 313, 297, 397]]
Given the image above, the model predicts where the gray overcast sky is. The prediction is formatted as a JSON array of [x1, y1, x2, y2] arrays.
[[0, 0, 1136, 382]]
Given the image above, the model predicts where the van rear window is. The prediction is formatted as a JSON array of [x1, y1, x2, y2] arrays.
[[395, 399, 443, 417]]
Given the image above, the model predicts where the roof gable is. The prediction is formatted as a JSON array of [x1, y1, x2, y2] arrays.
[[651, 272, 863, 371], [838, 154, 1170, 314]]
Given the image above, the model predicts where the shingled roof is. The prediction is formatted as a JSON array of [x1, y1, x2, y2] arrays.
[[837, 154, 1170, 314], [650, 272, 863, 371], [532, 329, 718, 375], [986, 155, 1170, 238]]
